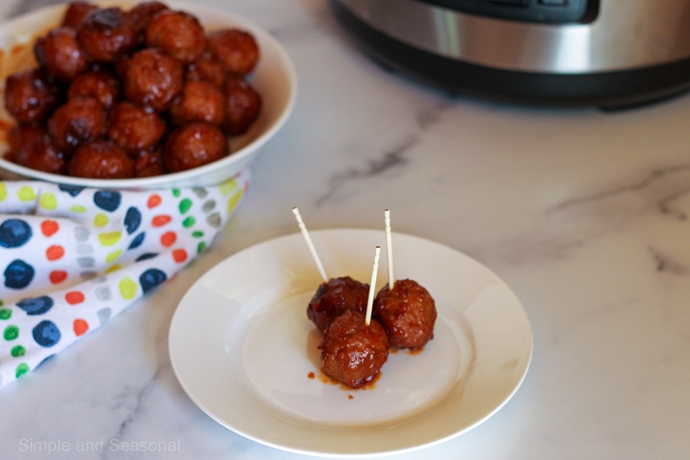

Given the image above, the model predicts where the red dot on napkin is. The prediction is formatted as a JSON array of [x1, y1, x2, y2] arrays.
[[161, 231, 177, 247], [172, 249, 188, 263], [65, 291, 85, 305], [41, 220, 59, 237], [46, 245, 65, 261], [147, 194, 162, 209], [73, 319, 89, 336], [152, 215, 172, 227], [49, 270, 68, 284]]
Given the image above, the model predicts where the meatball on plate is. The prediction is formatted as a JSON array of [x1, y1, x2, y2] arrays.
[[0, 1, 296, 190]]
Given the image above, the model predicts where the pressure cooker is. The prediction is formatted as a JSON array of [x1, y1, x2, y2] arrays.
[[330, 0, 690, 108]]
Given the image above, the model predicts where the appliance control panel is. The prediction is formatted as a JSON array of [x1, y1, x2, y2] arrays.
[[416, 0, 599, 23]]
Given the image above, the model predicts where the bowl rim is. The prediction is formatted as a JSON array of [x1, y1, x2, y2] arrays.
[[0, 0, 297, 190]]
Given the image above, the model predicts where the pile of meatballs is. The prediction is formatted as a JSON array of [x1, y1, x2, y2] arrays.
[[308, 276, 437, 389], [3, 1, 262, 179]]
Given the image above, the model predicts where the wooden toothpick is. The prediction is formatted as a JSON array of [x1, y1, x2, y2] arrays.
[[365, 246, 381, 326], [384, 209, 394, 290], [292, 207, 328, 282]]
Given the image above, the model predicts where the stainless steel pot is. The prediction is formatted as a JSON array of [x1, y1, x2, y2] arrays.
[[331, 0, 690, 107]]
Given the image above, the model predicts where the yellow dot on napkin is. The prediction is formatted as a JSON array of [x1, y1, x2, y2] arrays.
[[105, 250, 123, 264], [94, 213, 109, 227], [227, 188, 243, 213], [119, 277, 138, 300], [98, 231, 122, 247], [39, 192, 57, 210], [218, 179, 237, 196], [106, 264, 122, 274], [69, 205, 88, 213], [0, 182, 6, 202], [16, 185, 36, 202]]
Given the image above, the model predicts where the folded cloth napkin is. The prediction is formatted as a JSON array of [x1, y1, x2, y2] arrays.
[[0, 173, 249, 389]]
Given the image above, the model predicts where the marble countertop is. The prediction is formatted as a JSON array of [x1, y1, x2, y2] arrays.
[[2, 0, 690, 459]]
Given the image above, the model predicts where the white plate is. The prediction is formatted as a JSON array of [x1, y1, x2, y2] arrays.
[[169, 229, 533, 457], [0, 1, 297, 190]]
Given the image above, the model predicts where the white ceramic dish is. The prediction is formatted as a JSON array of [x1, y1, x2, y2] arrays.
[[169, 228, 533, 457], [0, 0, 297, 190]]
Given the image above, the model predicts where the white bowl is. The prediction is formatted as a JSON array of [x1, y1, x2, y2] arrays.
[[0, 0, 296, 190]]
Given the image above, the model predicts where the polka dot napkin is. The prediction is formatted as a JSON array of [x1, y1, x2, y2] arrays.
[[0, 174, 249, 389]]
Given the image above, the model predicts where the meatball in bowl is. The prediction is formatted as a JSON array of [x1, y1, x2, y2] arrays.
[[0, 0, 296, 190]]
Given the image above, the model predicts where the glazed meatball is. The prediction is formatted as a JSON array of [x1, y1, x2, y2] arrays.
[[12, 129, 66, 175], [48, 96, 106, 154], [169, 80, 225, 126], [128, 1, 169, 42], [122, 47, 183, 112], [307, 276, 370, 333], [319, 310, 389, 389], [206, 28, 259, 76], [145, 10, 205, 64], [373, 279, 437, 349], [185, 52, 226, 89], [67, 69, 120, 109], [77, 7, 138, 62], [223, 75, 262, 135], [107, 101, 166, 154], [113, 56, 130, 80], [34, 27, 90, 81], [3, 69, 63, 124], [7, 124, 44, 160], [162, 122, 228, 172], [68, 140, 133, 178], [134, 147, 164, 177], [61, 1, 98, 29]]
